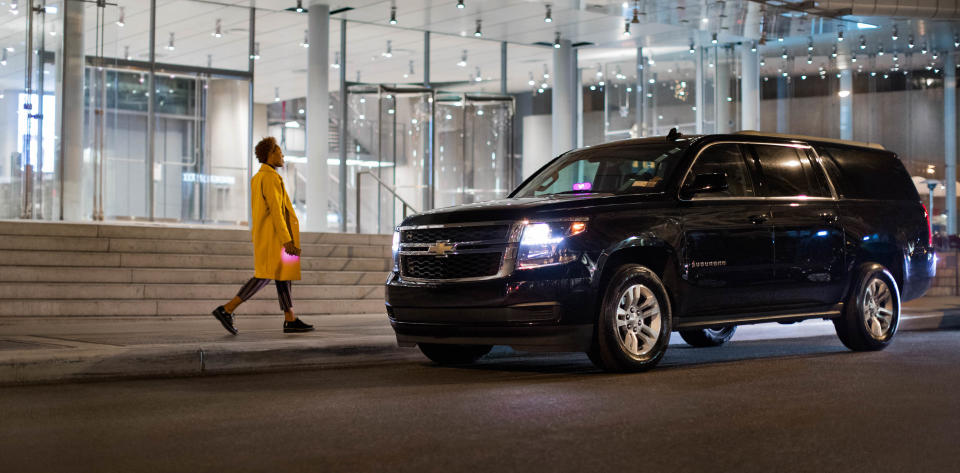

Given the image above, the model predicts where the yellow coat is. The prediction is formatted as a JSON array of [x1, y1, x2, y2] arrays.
[[251, 164, 301, 281]]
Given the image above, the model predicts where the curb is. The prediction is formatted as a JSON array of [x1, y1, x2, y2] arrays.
[[0, 338, 416, 386], [899, 309, 960, 331]]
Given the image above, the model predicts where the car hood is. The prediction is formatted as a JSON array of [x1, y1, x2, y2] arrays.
[[399, 193, 666, 226]]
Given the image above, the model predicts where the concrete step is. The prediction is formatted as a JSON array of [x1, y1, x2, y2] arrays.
[[0, 220, 392, 245], [0, 266, 388, 285], [924, 286, 955, 297], [0, 283, 385, 301], [0, 250, 391, 271], [0, 236, 391, 258], [0, 298, 387, 316]]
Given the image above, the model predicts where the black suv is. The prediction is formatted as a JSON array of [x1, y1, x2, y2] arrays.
[[385, 131, 936, 372]]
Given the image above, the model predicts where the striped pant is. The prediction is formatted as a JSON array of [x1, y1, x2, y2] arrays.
[[236, 278, 293, 312]]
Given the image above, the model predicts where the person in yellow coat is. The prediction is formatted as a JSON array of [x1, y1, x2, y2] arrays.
[[212, 137, 313, 334]]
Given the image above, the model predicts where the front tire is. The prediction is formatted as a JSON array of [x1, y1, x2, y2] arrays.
[[418, 343, 492, 365], [679, 326, 736, 347], [588, 264, 672, 372], [834, 265, 900, 351]]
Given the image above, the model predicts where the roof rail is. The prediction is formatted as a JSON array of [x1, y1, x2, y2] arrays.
[[733, 130, 885, 150]]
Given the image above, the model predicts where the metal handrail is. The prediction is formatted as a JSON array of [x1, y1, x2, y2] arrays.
[[356, 171, 419, 234]]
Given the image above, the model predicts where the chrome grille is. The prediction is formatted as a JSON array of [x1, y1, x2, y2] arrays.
[[397, 222, 518, 281], [400, 225, 510, 244]]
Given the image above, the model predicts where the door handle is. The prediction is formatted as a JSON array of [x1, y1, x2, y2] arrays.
[[748, 214, 768, 225]]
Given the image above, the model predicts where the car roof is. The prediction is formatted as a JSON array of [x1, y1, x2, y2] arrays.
[[578, 131, 885, 154]]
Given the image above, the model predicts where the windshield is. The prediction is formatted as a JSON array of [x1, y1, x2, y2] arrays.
[[513, 142, 690, 198]]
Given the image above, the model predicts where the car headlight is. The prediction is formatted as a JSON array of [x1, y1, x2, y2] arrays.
[[517, 220, 587, 269], [391, 230, 400, 272]]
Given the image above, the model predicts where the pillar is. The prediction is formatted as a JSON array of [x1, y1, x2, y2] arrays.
[[776, 74, 790, 133], [715, 47, 731, 133], [552, 39, 577, 158], [740, 45, 760, 131], [305, 2, 330, 232], [945, 53, 957, 235], [59, 0, 85, 220], [839, 69, 853, 141]]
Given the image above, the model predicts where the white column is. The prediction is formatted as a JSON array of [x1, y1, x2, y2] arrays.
[[740, 45, 760, 131], [59, 0, 85, 220], [552, 39, 577, 158], [839, 69, 853, 141], [945, 53, 957, 235], [776, 75, 790, 133], [305, 2, 330, 232], [695, 44, 704, 134], [715, 47, 731, 133]]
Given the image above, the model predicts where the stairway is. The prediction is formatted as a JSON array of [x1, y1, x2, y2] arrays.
[[0, 220, 391, 317]]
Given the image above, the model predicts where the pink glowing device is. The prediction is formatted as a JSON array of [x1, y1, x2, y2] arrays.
[[573, 182, 592, 191]]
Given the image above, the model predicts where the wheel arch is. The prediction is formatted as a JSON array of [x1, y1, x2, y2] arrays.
[[592, 238, 680, 317]]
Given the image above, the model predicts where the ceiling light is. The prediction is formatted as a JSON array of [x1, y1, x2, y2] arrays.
[[543, 64, 550, 79], [406, 59, 414, 78], [623, 21, 631, 37], [0, 50, 6, 66], [293, 1, 306, 13], [544, 4, 552, 23], [632, 1, 642, 23], [702, 17, 708, 24], [457, 50, 467, 67], [837, 29, 844, 42], [382, 40, 393, 58], [331, 51, 340, 68], [777, 35, 783, 42], [689, 42, 695, 54], [891, 25, 898, 41], [124, 46, 131, 60], [831, 46, 837, 58], [892, 54, 899, 62], [457, 0, 465, 9], [5, 47, 12, 53], [750, 42, 757, 53], [116, 7, 125, 27], [301, 30, 309, 48], [921, 43, 928, 55], [274, 87, 280, 102], [877, 46, 884, 56], [553, 32, 561, 49], [207, 54, 213, 68], [213, 19, 222, 38], [759, 58, 765, 66], [808, 37, 814, 51], [908, 35, 915, 48], [781, 48, 787, 59], [389, 6, 397, 25], [474, 19, 482, 37], [9, 0, 17, 14], [806, 55, 813, 64], [474, 67, 482, 81], [932, 52, 939, 60], [528, 71, 535, 86], [851, 54, 857, 63], [710, 33, 718, 44], [595, 64, 603, 77], [251, 42, 260, 60], [954, 34, 959, 48], [166, 33, 175, 51]]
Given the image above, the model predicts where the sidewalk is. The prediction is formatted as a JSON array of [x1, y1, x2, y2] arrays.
[[1, 297, 958, 386]]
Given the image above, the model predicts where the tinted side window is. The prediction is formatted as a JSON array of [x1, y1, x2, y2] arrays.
[[751, 144, 830, 198], [817, 146, 919, 201], [688, 143, 756, 198]]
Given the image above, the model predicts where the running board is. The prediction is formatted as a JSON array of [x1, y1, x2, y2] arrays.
[[675, 305, 843, 330]]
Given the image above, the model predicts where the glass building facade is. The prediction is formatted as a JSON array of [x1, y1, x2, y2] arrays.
[[1, 1, 958, 234]]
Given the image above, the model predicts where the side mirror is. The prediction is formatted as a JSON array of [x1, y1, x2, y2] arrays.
[[682, 172, 728, 198]]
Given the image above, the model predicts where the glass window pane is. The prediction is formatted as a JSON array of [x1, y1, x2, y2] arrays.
[[690, 143, 754, 198], [752, 144, 823, 198]]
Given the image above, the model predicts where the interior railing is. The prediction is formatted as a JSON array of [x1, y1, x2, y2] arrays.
[[355, 170, 418, 234]]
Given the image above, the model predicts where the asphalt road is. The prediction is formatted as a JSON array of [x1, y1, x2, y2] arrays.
[[1, 330, 958, 473]]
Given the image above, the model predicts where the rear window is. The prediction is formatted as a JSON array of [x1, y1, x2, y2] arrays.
[[815, 146, 919, 201]]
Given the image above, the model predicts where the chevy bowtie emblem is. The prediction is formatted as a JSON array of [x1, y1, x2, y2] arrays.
[[427, 241, 455, 256]]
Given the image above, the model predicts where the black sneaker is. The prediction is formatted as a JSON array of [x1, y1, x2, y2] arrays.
[[212, 306, 238, 335], [283, 318, 314, 333]]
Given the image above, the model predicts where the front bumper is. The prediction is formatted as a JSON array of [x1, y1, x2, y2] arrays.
[[384, 266, 596, 352]]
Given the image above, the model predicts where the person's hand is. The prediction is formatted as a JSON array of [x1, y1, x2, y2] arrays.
[[284, 241, 301, 256]]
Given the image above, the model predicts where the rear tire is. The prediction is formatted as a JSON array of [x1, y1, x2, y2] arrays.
[[679, 326, 736, 347], [418, 343, 492, 365], [588, 264, 672, 372], [834, 265, 900, 351]]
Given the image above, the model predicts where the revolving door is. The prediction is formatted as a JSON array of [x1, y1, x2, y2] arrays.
[[346, 86, 515, 233]]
